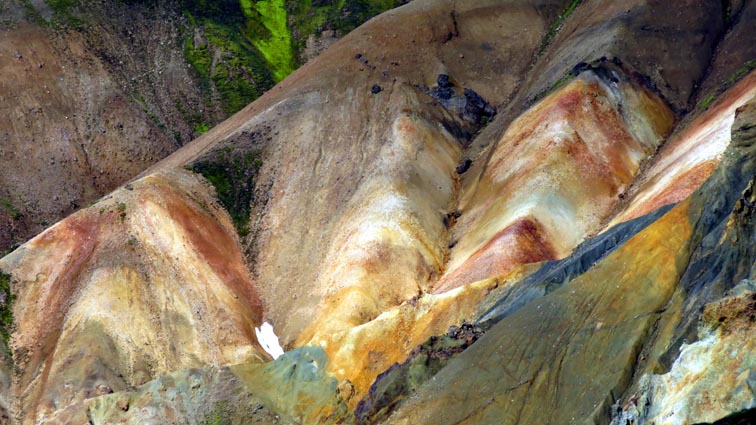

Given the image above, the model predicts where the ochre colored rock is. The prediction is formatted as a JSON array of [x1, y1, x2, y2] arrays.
[[435, 68, 673, 293], [0, 0, 754, 423], [610, 71, 756, 225], [0, 171, 268, 422], [388, 199, 693, 424]]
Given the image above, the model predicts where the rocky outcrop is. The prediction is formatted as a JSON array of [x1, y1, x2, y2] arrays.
[[45, 347, 349, 424], [0, 170, 269, 422], [610, 93, 756, 425]]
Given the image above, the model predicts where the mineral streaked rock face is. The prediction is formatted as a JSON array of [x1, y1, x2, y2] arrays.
[[609, 94, 756, 425], [389, 198, 694, 424], [387, 93, 756, 425], [0, 0, 755, 423], [611, 71, 756, 225], [297, 112, 463, 340], [0, 170, 268, 423], [435, 68, 673, 293], [142, 0, 571, 349], [614, 281, 756, 425]]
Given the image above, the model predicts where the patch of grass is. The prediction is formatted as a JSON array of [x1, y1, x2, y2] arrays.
[[538, 0, 583, 55], [117, 202, 127, 222], [21, 0, 47, 26], [697, 59, 756, 112], [46, 0, 85, 27], [244, 0, 295, 82], [200, 401, 231, 425], [0, 198, 22, 221], [533, 71, 576, 103], [0, 272, 15, 349], [182, 8, 275, 115], [727, 59, 756, 86], [20, 0, 85, 29], [182, 1, 403, 113], [188, 150, 262, 237], [698, 94, 715, 110], [286, 0, 405, 56], [194, 122, 212, 134]]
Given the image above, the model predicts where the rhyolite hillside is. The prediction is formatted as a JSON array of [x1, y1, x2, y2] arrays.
[[0, 0, 402, 253], [1, 0, 756, 424]]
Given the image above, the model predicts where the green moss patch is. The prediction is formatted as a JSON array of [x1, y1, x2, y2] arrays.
[[182, 8, 276, 115], [0, 198, 22, 221], [538, 0, 583, 55], [20, 0, 85, 28], [244, 0, 295, 82], [697, 59, 756, 111], [0, 272, 14, 348], [286, 0, 406, 55], [188, 146, 263, 237], [727, 59, 756, 86], [182, 0, 404, 113]]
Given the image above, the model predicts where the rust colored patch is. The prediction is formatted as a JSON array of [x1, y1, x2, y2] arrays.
[[160, 188, 263, 323], [624, 161, 718, 221], [20, 212, 102, 412], [433, 218, 556, 294], [702, 292, 756, 336]]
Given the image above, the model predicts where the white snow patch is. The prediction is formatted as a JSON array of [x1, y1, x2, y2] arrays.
[[255, 321, 285, 360]]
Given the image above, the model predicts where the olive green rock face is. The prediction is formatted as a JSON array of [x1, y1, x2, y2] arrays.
[[1, 0, 756, 424], [45, 347, 348, 424]]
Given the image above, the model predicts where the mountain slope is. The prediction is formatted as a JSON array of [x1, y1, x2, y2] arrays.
[[0, 0, 755, 423]]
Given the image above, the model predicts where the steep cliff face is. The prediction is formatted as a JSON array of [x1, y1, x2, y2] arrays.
[[0, 0, 755, 423]]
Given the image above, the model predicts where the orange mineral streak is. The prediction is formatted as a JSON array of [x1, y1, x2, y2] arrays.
[[17, 214, 102, 395], [294, 113, 462, 345], [435, 72, 674, 293], [434, 218, 555, 293], [3, 171, 267, 422], [323, 268, 528, 408], [155, 184, 263, 324], [613, 70, 756, 224]]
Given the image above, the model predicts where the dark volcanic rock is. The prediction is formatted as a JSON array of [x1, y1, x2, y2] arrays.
[[355, 323, 484, 425], [476, 203, 675, 326]]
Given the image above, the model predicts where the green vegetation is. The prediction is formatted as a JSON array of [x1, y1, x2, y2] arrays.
[[182, 0, 403, 114], [0, 198, 22, 220], [538, 0, 583, 55], [697, 59, 756, 111], [698, 94, 715, 110], [20, 0, 85, 28], [194, 122, 212, 135], [727, 59, 756, 86], [117, 202, 127, 222], [533, 71, 576, 103], [188, 150, 263, 237], [200, 402, 231, 425], [0, 272, 15, 348], [21, 0, 47, 26], [285, 0, 405, 55], [244, 0, 295, 82], [182, 5, 276, 115]]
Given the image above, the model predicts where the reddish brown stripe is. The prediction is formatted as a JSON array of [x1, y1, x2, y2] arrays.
[[433, 218, 556, 294]]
